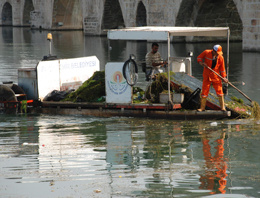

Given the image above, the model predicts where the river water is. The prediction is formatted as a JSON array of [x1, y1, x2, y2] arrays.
[[0, 27, 260, 198]]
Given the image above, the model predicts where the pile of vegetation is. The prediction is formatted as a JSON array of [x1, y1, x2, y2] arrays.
[[144, 73, 198, 108], [251, 101, 260, 120], [63, 72, 179, 104], [132, 87, 147, 103], [226, 96, 250, 118], [225, 96, 260, 119], [63, 71, 105, 102], [145, 73, 175, 103]]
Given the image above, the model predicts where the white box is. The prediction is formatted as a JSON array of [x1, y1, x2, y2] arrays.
[[159, 93, 184, 104], [105, 62, 132, 103]]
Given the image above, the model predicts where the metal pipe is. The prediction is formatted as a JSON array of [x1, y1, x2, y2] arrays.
[[167, 33, 173, 106], [49, 41, 52, 56], [226, 29, 230, 95], [226, 29, 230, 80], [168, 33, 171, 103], [108, 39, 110, 61]]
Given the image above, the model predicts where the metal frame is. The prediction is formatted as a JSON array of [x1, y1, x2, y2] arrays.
[[107, 26, 230, 104]]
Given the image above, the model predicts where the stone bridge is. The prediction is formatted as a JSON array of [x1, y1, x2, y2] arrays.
[[0, 0, 259, 52]]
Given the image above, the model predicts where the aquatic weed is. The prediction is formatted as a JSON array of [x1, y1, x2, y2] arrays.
[[63, 71, 105, 102], [251, 101, 260, 120]]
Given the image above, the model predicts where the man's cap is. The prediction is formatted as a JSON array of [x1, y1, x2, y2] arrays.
[[213, 44, 223, 55]]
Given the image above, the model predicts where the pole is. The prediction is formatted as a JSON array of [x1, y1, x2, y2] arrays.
[[167, 32, 172, 105], [226, 29, 230, 95], [108, 39, 111, 61], [47, 33, 52, 56], [226, 29, 230, 80], [49, 40, 52, 56], [205, 65, 252, 103]]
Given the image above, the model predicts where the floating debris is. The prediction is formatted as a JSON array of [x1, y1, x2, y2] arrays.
[[94, 189, 101, 193], [22, 142, 39, 146], [210, 122, 218, 126]]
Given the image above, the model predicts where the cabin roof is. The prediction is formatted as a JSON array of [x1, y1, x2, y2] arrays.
[[107, 26, 230, 40]]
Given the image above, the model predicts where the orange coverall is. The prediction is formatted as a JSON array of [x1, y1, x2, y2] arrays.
[[197, 50, 226, 98]]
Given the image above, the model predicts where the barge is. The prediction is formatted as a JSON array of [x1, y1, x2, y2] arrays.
[[0, 27, 253, 119]]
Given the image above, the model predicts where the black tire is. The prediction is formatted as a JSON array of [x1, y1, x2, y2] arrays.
[[11, 84, 25, 94], [0, 85, 17, 102], [11, 84, 27, 101], [0, 85, 18, 114]]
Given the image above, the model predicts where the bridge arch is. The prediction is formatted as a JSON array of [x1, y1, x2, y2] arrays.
[[2, 1, 12, 26], [23, 0, 34, 26], [176, 0, 242, 41], [136, 1, 147, 27], [102, 0, 125, 30], [52, 0, 83, 30]]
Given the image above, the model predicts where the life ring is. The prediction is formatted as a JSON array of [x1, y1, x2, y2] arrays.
[[122, 56, 138, 86]]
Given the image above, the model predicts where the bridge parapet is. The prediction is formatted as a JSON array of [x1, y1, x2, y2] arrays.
[[0, 0, 259, 52]]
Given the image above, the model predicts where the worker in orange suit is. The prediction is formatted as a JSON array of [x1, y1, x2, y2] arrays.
[[197, 45, 228, 111], [199, 132, 228, 194]]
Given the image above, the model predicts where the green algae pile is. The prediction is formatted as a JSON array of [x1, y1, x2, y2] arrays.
[[251, 101, 260, 120], [63, 71, 105, 102], [133, 87, 150, 104], [226, 96, 251, 118], [145, 73, 174, 103], [226, 96, 260, 119]]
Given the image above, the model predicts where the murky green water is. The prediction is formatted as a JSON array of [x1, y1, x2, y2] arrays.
[[0, 27, 260, 197], [0, 114, 260, 197]]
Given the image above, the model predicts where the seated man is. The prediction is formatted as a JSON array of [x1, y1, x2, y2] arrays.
[[145, 42, 167, 80]]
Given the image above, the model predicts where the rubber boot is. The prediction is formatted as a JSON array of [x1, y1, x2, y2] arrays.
[[218, 96, 226, 111], [197, 97, 207, 112]]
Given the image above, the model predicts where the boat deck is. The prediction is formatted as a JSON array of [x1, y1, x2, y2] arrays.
[[29, 101, 231, 120]]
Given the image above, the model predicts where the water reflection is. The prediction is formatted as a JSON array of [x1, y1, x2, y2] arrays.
[[0, 115, 260, 197], [1, 27, 13, 43], [199, 131, 227, 194]]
